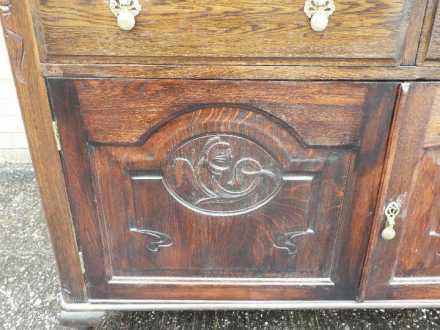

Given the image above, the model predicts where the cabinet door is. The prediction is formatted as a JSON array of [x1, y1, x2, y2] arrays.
[[48, 79, 396, 301], [362, 83, 440, 300]]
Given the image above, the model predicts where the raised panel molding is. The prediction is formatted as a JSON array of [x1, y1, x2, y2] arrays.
[[99, 103, 351, 279]]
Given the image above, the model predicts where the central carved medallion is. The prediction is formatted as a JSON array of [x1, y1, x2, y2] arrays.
[[163, 134, 283, 216]]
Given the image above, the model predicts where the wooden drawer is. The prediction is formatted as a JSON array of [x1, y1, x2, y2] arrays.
[[48, 79, 396, 301], [32, 0, 422, 66]]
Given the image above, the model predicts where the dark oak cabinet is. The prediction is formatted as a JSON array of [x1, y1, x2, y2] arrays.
[[3, 0, 440, 328]]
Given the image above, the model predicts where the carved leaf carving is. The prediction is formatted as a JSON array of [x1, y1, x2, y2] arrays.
[[163, 134, 283, 216], [130, 226, 173, 253], [273, 229, 315, 255]]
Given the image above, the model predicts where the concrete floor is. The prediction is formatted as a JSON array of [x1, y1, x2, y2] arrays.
[[2, 163, 440, 329]]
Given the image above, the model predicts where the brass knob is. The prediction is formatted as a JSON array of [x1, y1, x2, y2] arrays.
[[304, 0, 335, 32], [109, 0, 141, 31], [381, 201, 401, 241]]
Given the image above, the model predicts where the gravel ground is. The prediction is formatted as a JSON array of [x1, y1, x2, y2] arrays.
[[1, 162, 440, 329]]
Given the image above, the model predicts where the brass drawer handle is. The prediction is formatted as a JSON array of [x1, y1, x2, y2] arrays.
[[304, 0, 335, 32], [109, 0, 141, 31], [381, 201, 401, 241]]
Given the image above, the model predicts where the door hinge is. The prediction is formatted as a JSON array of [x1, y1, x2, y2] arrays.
[[78, 251, 86, 274], [52, 120, 62, 152]]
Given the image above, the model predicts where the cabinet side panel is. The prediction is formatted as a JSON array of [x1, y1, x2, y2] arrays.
[[0, 0, 85, 301]]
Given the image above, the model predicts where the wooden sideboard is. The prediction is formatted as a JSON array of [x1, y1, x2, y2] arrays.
[[2, 0, 440, 328]]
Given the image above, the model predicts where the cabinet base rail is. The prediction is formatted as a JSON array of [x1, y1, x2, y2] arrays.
[[60, 295, 440, 311]]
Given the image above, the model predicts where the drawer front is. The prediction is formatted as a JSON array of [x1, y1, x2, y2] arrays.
[[34, 0, 419, 66], [48, 79, 396, 300]]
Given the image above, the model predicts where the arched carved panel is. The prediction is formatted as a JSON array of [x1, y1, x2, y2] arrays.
[[91, 102, 353, 279]]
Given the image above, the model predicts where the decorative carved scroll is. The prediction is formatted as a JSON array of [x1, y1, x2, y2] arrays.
[[130, 226, 173, 253], [273, 229, 315, 255], [163, 134, 283, 216]]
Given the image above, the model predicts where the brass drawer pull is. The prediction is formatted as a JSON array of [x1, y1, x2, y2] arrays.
[[304, 0, 335, 32], [109, 0, 141, 31], [381, 201, 401, 241]]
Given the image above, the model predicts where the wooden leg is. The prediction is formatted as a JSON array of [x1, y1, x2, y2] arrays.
[[58, 310, 107, 329]]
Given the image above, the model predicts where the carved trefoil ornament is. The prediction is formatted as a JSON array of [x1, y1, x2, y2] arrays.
[[163, 134, 283, 216]]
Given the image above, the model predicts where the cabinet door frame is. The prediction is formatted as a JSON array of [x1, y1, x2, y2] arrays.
[[361, 83, 440, 300]]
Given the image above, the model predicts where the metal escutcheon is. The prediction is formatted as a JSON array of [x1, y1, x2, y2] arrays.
[[381, 201, 401, 241]]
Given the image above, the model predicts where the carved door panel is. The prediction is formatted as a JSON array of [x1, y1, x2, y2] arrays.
[[362, 83, 440, 300], [48, 79, 396, 300]]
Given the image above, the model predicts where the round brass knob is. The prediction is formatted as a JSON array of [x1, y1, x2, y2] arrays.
[[110, 0, 141, 32], [310, 11, 329, 32], [117, 10, 136, 31], [381, 227, 396, 241], [304, 0, 335, 32]]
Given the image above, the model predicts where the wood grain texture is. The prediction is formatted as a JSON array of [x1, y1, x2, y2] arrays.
[[418, 0, 440, 65], [31, 0, 421, 66], [42, 63, 440, 81], [71, 79, 369, 146], [0, 0, 85, 301], [48, 79, 397, 301], [361, 83, 440, 300]]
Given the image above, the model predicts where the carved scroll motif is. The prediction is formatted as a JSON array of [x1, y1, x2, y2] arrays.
[[273, 229, 315, 255], [130, 226, 173, 253], [0, 1, 26, 84], [163, 134, 283, 216]]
